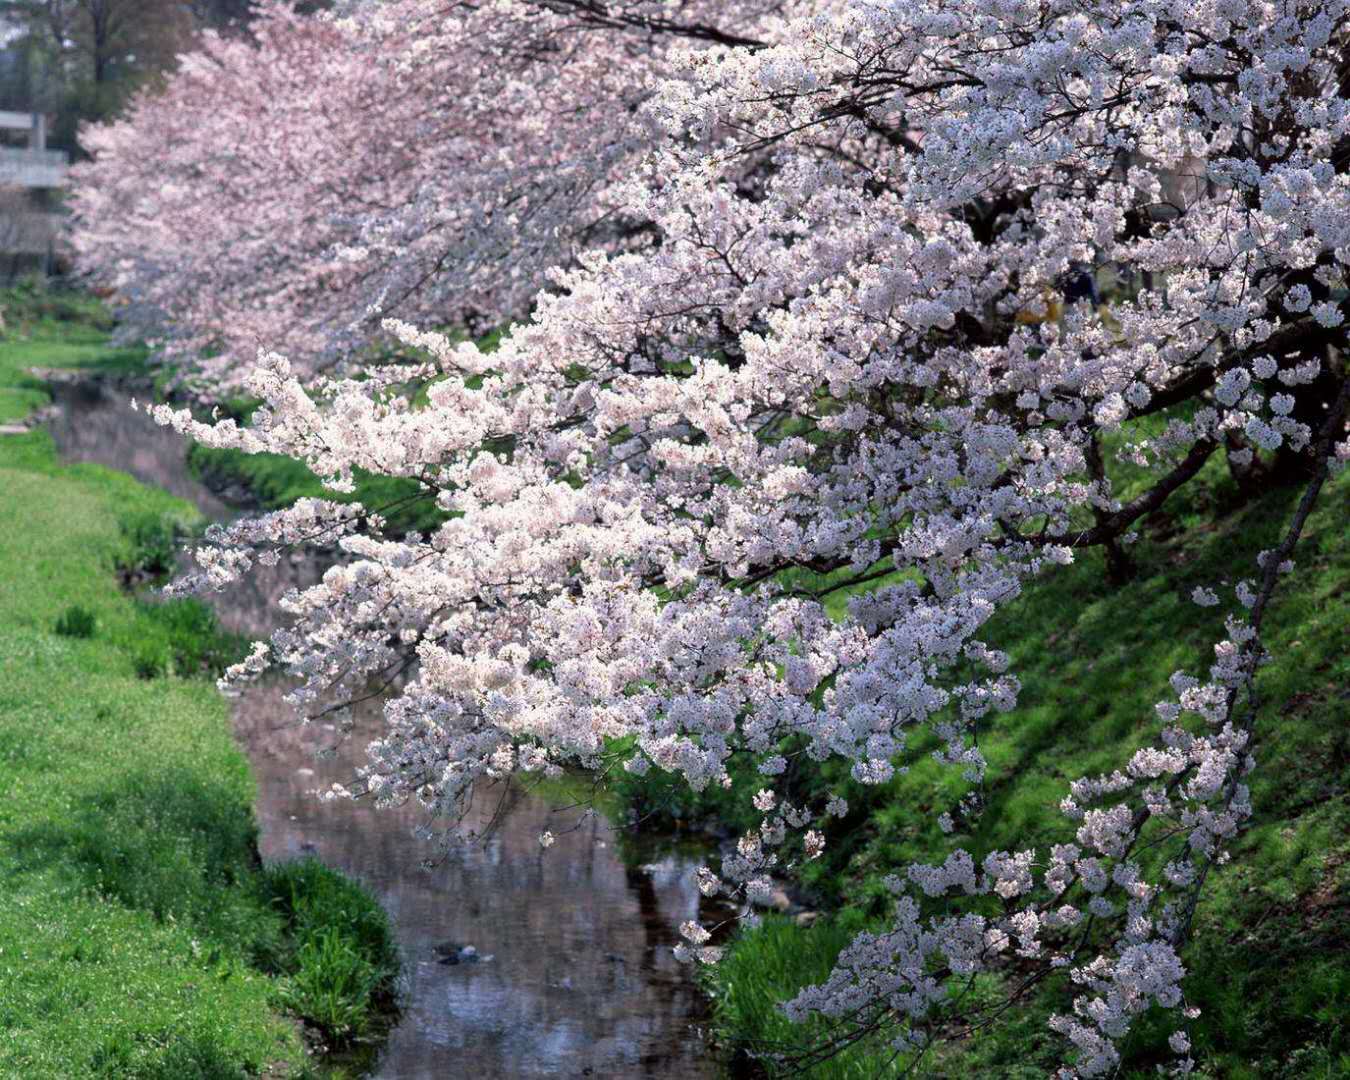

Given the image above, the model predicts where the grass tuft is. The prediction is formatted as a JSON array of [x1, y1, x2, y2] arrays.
[[54, 603, 97, 638], [115, 508, 184, 579], [264, 859, 402, 1045]]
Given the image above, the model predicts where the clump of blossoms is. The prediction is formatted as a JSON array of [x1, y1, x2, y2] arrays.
[[783, 604, 1270, 1076], [119, 0, 1350, 1073]]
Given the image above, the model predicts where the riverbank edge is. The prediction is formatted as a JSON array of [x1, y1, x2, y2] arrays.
[[0, 321, 401, 1076]]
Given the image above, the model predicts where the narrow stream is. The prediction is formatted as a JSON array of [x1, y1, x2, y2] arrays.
[[48, 378, 729, 1079]]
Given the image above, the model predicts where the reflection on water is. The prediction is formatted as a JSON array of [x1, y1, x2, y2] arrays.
[[47, 379, 234, 520], [237, 683, 726, 1079], [48, 378, 728, 1079]]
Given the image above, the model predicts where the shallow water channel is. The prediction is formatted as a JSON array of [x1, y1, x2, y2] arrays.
[[48, 378, 729, 1079]]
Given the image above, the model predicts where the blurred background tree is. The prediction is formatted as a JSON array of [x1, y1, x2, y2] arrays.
[[0, 0, 282, 157]]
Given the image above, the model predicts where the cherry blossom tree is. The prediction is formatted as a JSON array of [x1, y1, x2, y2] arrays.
[[79, 0, 1350, 1074], [68, 0, 785, 387]]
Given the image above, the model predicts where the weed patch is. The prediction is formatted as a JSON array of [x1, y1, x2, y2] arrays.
[[54, 603, 96, 638], [264, 859, 401, 1046]]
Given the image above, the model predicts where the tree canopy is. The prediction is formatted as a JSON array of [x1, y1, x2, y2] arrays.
[[71, 1, 1350, 1075]]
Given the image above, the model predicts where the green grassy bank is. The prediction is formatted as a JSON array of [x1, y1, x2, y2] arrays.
[[0, 292, 399, 1078], [689, 458, 1348, 1076]]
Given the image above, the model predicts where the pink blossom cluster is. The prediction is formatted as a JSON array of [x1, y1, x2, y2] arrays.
[[71, 0, 785, 387], [87, 0, 1350, 1072]]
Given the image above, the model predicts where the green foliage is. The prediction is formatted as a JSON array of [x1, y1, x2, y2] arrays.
[[282, 929, 390, 1044], [263, 859, 401, 1046], [127, 641, 166, 680], [53, 603, 96, 638], [188, 441, 446, 537], [115, 508, 183, 578], [1, 278, 117, 335], [137, 596, 250, 679]]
